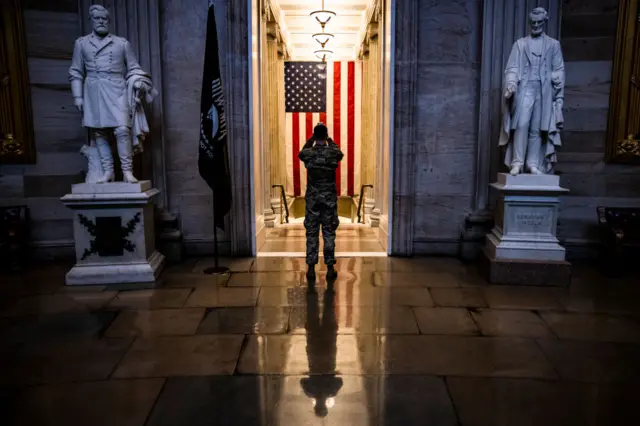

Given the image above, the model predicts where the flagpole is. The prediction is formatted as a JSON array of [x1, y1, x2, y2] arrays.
[[203, 193, 229, 275], [201, 0, 229, 276]]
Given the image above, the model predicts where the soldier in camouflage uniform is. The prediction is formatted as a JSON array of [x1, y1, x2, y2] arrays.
[[298, 123, 344, 280]]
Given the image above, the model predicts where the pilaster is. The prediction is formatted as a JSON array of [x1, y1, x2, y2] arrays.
[[267, 23, 283, 218], [260, 7, 275, 228], [227, 0, 253, 255], [390, 0, 418, 256]]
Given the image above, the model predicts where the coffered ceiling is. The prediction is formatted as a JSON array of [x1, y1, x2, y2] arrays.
[[272, 0, 375, 61]]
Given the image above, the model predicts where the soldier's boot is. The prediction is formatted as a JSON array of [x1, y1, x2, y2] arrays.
[[326, 265, 337, 280], [115, 126, 138, 183], [322, 208, 339, 280], [306, 265, 316, 280], [93, 129, 114, 183]]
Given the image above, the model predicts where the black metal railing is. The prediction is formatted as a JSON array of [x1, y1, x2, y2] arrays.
[[272, 185, 289, 224], [356, 184, 373, 224]]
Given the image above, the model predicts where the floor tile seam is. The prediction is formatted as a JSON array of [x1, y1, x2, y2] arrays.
[[106, 335, 139, 381], [232, 334, 251, 376], [0, 376, 169, 392], [533, 309, 562, 340], [442, 374, 600, 385], [441, 376, 464, 426], [464, 307, 483, 336], [532, 338, 563, 381], [141, 378, 169, 426], [476, 305, 569, 313]]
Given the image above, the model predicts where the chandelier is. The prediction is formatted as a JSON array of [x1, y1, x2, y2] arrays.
[[314, 49, 333, 62], [310, 0, 336, 29], [312, 31, 334, 47]]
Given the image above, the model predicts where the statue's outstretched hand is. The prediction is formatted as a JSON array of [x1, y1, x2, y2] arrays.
[[74, 97, 83, 112]]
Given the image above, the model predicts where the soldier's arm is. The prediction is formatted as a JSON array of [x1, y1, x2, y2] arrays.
[[69, 39, 85, 99], [298, 146, 313, 163], [333, 145, 344, 163]]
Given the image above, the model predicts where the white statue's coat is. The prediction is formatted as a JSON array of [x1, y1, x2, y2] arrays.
[[499, 34, 565, 172], [69, 33, 149, 129]]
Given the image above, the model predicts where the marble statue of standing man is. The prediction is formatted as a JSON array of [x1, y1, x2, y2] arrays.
[[69, 5, 157, 183], [499, 7, 565, 175]]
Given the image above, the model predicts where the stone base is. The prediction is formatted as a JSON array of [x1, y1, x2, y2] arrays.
[[61, 180, 165, 286], [460, 209, 494, 261], [480, 248, 571, 287], [66, 251, 165, 285]]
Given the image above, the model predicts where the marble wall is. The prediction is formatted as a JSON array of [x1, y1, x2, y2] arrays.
[[555, 0, 640, 256], [0, 0, 85, 258], [411, 0, 483, 254], [161, 0, 232, 253]]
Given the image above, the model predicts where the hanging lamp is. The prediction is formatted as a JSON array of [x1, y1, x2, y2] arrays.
[[312, 31, 334, 47], [310, 0, 336, 29], [314, 49, 333, 62]]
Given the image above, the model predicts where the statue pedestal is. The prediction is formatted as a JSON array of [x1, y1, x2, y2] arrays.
[[60, 181, 165, 285], [480, 173, 571, 286]]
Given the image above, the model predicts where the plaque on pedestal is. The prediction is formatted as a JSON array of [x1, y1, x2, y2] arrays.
[[60, 181, 166, 285], [481, 173, 571, 286]]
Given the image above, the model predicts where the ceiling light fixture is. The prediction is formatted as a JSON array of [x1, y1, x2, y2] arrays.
[[314, 49, 334, 62], [312, 31, 334, 47], [310, 0, 336, 29]]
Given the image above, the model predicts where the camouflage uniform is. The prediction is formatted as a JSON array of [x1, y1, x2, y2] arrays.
[[298, 138, 344, 266]]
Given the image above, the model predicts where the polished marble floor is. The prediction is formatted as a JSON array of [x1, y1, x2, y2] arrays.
[[259, 224, 386, 254], [1, 256, 640, 425]]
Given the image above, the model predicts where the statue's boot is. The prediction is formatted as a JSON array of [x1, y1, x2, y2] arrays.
[[529, 166, 543, 175], [509, 165, 522, 176], [94, 131, 114, 183], [115, 126, 139, 183]]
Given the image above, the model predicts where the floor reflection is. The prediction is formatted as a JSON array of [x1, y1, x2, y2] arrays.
[[1, 259, 640, 425], [300, 282, 343, 417]]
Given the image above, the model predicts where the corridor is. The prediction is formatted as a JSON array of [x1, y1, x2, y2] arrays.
[[1, 257, 639, 425]]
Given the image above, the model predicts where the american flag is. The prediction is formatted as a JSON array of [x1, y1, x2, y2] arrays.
[[285, 61, 362, 197]]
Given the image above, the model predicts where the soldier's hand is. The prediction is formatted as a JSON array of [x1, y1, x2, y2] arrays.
[[74, 97, 84, 112]]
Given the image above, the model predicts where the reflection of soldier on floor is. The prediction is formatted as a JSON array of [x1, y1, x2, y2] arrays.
[[300, 288, 343, 417], [299, 123, 344, 280]]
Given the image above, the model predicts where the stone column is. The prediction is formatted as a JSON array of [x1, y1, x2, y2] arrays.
[[390, 0, 419, 256], [227, 0, 253, 255], [361, 48, 372, 214], [460, 0, 562, 260], [367, 24, 381, 226], [261, 9, 276, 228], [277, 42, 287, 192], [267, 24, 282, 217]]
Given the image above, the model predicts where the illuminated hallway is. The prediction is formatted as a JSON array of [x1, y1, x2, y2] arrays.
[[2, 257, 640, 425]]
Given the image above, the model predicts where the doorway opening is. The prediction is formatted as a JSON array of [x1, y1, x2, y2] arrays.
[[249, 0, 394, 258]]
